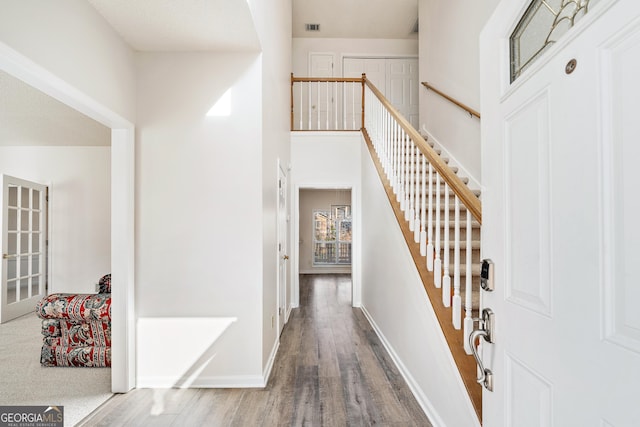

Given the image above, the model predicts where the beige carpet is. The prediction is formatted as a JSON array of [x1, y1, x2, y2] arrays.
[[0, 312, 112, 426]]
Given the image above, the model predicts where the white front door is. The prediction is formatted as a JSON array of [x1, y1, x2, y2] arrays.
[[480, 0, 640, 425], [277, 165, 289, 336], [1, 175, 47, 323]]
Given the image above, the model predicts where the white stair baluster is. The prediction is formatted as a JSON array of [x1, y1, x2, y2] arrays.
[[426, 163, 434, 271], [442, 184, 451, 307], [414, 149, 421, 243], [434, 173, 442, 288], [408, 141, 415, 229], [334, 83, 338, 130], [420, 154, 427, 255], [352, 82, 356, 130], [463, 208, 474, 353], [453, 196, 462, 330]]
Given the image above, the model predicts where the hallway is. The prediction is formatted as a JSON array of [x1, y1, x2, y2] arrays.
[[81, 275, 432, 426]]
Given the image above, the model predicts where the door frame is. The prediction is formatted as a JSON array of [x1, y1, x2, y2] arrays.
[[291, 184, 360, 308], [0, 42, 136, 392]]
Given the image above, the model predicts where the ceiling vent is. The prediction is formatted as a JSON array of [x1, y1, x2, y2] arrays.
[[305, 23, 320, 32]]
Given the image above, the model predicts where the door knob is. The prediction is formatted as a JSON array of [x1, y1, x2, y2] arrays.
[[469, 308, 494, 391], [283, 255, 289, 260]]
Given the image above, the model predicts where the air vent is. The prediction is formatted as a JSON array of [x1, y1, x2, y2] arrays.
[[305, 23, 320, 32]]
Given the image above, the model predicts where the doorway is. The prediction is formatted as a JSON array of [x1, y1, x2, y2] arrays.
[[0, 44, 135, 392]]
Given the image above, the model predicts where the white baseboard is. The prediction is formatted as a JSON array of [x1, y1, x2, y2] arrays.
[[359, 305, 447, 427], [262, 338, 280, 386]]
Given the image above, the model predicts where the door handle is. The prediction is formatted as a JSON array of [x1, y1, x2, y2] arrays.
[[283, 255, 289, 260], [2, 253, 16, 259], [469, 308, 494, 391]]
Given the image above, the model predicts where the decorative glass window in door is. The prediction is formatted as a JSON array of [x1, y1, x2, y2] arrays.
[[510, 0, 599, 82], [313, 205, 352, 265]]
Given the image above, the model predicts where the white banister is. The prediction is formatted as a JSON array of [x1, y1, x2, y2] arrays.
[[434, 173, 442, 288], [452, 196, 462, 330], [463, 208, 473, 354], [420, 154, 427, 255], [426, 163, 434, 271], [408, 140, 416, 230], [442, 184, 451, 307]]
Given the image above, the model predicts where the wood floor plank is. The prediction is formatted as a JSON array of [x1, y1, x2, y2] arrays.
[[81, 274, 434, 426]]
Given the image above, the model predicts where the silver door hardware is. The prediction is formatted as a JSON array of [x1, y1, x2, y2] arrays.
[[469, 308, 495, 391], [480, 259, 495, 292]]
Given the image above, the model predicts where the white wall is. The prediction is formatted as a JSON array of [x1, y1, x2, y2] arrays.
[[291, 132, 362, 305], [0, 0, 136, 123], [293, 38, 418, 76], [135, 52, 265, 387], [0, 147, 111, 293], [249, 0, 294, 375], [360, 141, 479, 427], [418, 0, 499, 184]]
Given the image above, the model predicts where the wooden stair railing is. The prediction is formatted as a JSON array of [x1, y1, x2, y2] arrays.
[[421, 81, 481, 119], [291, 74, 483, 421]]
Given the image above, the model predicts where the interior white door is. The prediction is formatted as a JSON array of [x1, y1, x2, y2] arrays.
[[1, 175, 47, 323], [277, 166, 288, 336], [386, 58, 419, 129], [309, 53, 334, 129], [480, 0, 640, 425]]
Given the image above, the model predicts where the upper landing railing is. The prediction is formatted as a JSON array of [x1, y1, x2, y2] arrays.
[[291, 73, 484, 418]]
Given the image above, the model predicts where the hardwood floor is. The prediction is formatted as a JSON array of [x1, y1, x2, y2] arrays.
[[80, 275, 433, 426]]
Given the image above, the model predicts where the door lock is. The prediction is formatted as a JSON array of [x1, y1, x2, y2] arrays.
[[480, 259, 495, 291], [469, 308, 494, 391]]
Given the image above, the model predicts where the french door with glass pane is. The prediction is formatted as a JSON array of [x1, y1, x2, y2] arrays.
[[1, 175, 47, 323]]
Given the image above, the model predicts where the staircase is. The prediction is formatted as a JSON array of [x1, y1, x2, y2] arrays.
[[291, 74, 484, 421]]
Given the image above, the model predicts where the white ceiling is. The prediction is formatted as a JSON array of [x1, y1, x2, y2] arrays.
[[0, 70, 110, 147], [86, 0, 261, 52], [1, 0, 418, 147], [293, 0, 418, 39]]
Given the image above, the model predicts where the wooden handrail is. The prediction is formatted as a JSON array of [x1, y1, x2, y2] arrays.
[[291, 76, 364, 83], [421, 82, 481, 119], [366, 79, 482, 224]]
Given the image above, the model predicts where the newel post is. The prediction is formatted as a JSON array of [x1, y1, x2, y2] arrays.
[[361, 73, 366, 130], [290, 73, 295, 131]]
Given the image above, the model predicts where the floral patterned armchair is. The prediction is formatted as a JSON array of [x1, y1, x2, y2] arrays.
[[35, 274, 111, 367]]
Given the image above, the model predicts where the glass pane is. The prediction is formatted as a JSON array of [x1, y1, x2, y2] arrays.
[[21, 187, 29, 208], [8, 186, 18, 207], [20, 278, 29, 300], [7, 259, 17, 281], [314, 242, 336, 264], [20, 233, 29, 254], [510, 0, 599, 82], [8, 208, 17, 230], [337, 242, 352, 264], [32, 233, 40, 252], [32, 211, 40, 231], [21, 210, 29, 231], [8, 233, 17, 254], [33, 255, 40, 274], [7, 280, 17, 303], [339, 220, 352, 242], [20, 256, 29, 276], [31, 275, 41, 296], [32, 189, 40, 210]]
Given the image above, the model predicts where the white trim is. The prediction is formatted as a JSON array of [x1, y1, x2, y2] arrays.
[[262, 339, 280, 386], [0, 42, 136, 392]]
